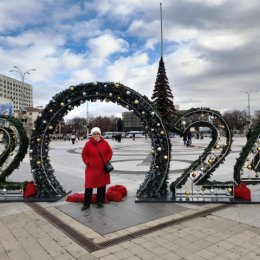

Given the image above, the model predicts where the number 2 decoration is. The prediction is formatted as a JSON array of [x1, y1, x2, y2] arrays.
[[0, 116, 28, 194], [0, 83, 259, 202]]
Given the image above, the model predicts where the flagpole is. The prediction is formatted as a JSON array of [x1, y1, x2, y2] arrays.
[[160, 2, 163, 58]]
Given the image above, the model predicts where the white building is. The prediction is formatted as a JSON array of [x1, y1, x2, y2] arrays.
[[14, 106, 43, 137], [0, 74, 33, 110]]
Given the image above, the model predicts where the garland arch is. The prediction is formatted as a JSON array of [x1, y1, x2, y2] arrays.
[[30, 82, 171, 198]]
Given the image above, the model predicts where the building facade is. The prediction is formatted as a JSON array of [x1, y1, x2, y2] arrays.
[[14, 106, 43, 137], [122, 111, 144, 132], [0, 74, 33, 110]]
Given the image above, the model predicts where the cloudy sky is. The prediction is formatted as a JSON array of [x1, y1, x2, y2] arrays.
[[1, 0, 259, 120]]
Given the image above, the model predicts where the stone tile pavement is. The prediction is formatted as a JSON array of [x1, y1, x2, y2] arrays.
[[1, 137, 260, 259], [1, 202, 260, 259]]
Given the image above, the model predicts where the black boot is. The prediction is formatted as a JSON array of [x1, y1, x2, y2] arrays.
[[96, 203, 103, 208], [81, 205, 90, 210]]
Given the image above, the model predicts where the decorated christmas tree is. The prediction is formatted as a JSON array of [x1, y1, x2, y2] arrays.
[[151, 56, 176, 126]]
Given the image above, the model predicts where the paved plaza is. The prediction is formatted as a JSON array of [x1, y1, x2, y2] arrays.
[[1, 137, 260, 259]]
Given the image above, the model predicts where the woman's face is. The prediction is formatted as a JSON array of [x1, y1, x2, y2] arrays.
[[92, 132, 101, 141]]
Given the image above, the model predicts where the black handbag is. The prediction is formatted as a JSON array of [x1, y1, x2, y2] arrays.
[[93, 143, 114, 172], [104, 161, 114, 172]]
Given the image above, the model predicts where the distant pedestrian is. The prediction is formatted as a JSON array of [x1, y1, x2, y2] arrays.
[[117, 133, 122, 143], [186, 130, 192, 147], [81, 127, 113, 210], [183, 133, 187, 145], [246, 129, 252, 140], [71, 134, 76, 144]]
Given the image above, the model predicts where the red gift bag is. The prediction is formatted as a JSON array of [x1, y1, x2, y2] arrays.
[[107, 185, 127, 202], [66, 193, 108, 203], [234, 182, 251, 201], [24, 181, 37, 198]]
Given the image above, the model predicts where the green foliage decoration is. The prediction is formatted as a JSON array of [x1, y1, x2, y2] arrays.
[[0, 116, 29, 183], [234, 120, 260, 184]]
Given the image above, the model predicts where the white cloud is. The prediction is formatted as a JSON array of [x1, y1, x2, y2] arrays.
[[0, 0, 259, 119], [69, 69, 96, 83], [88, 34, 129, 59], [61, 50, 85, 69], [0, 0, 44, 31], [198, 32, 248, 50]]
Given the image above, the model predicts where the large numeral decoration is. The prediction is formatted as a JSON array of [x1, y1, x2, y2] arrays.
[[234, 121, 260, 184], [169, 108, 233, 200], [0, 116, 29, 189], [27, 80, 260, 202], [30, 82, 171, 198]]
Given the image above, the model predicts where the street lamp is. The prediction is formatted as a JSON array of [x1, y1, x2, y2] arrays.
[[9, 66, 36, 110], [240, 90, 258, 129], [86, 102, 89, 139]]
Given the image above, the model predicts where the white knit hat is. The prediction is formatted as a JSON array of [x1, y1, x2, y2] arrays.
[[90, 127, 101, 135]]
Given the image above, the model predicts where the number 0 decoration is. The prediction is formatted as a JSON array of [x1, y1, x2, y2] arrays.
[[30, 82, 171, 198]]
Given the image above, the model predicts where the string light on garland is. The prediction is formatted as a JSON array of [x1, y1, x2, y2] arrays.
[[227, 187, 233, 194], [247, 164, 253, 170]]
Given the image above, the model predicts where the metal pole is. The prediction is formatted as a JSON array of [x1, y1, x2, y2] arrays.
[[9, 66, 36, 110], [86, 102, 89, 138], [160, 2, 163, 58], [240, 90, 258, 129], [247, 92, 250, 126]]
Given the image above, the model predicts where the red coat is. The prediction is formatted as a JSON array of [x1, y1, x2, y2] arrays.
[[82, 137, 113, 188]]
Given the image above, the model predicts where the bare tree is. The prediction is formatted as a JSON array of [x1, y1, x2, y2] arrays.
[[252, 110, 260, 128], [223, 110, 247, 133]]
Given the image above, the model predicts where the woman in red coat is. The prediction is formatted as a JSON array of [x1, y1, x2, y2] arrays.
[[81, 127, 113, 210]]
